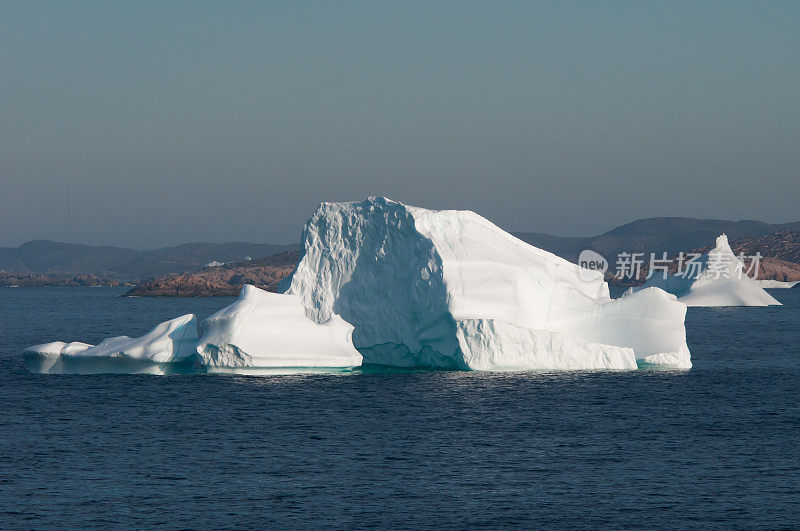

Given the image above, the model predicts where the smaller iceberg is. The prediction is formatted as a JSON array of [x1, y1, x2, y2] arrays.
[[641, 234, 781, 307], [756, 279, 798, 289], [196, 285, 362, 374], [23, 314, 199, 375]]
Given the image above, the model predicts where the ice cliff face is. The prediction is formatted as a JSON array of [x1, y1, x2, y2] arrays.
[[287, 197, 691, 370], [643, 234, 781, 307], [196, 285, 362, 374]]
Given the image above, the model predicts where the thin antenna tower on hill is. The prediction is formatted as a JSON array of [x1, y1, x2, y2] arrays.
[[67, 185, 71, 241]]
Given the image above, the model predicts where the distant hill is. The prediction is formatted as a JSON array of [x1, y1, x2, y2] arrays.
[[0, 271, 132, 288], [727, 230, 800, 264], [615, 230, 800, 286], [514, 217, 800, 262], [5, 216, 800, 285], [0, 240, 299, 280], [125, 224, 800, 297]]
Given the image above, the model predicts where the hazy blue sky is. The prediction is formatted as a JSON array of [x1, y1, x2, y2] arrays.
[[1, 1, 798, 248]]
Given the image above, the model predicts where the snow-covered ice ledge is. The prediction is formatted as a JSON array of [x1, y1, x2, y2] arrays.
[[23, 314, 199, 375], [22, 288, 362, 375], [196, 285, 362, 374]]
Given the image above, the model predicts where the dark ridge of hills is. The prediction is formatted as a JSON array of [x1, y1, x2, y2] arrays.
[[125, 229, 800, 297], [726, 230, 800, 264], [0, 240, 299, 280], [0, 271, 132, 288], [0, 240, 140, 277], [514, 217, 800, 263], [4, 216, 800, 287], [110, 242, 299, 279]]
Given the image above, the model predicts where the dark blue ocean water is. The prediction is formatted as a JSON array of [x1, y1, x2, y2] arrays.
[[0, 287, 798, 529]]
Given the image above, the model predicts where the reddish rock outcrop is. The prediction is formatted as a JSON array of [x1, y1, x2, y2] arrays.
[[123, 251, 302, 297]]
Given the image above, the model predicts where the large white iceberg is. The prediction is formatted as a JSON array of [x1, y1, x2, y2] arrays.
[[23, 314, 199, 374], [642, 234, 781, 307], [286, 197, 691, 370], [196, 285, 362, 374], [23, 198, 695, 374]]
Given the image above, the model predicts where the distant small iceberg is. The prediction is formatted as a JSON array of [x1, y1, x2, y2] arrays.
[[640, 234, 781, 307]]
